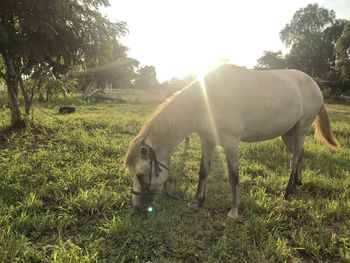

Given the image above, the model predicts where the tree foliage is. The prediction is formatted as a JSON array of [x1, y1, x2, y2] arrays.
[[279, 4, 343, 78], [160, 74, 197, 97], [255, 51, 287, 70], [256, 4, 349, 94], [80, 42, 139, 95], [0, 0, 127, 126], [280, 4, 336, 47], [336, 22, 350, 82], [134, 66, 158, 89]]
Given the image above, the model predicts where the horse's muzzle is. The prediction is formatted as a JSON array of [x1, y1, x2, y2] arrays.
[[133, 194, 157, 213]]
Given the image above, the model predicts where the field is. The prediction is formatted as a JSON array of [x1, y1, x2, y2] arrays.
[[0, 93, 349, 262]]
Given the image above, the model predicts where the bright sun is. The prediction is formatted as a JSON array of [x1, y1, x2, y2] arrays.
[[104, 0, 290, 81]]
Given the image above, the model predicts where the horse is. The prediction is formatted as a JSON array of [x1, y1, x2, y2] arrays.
[[125, 64, 339, 219]]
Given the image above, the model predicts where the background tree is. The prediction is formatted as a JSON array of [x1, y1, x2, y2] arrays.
[[0, 0, 127, 127], [160, 74, 197, 97], [31, 68, 78, 102], [80, 42, 139, 95], [285, 20, 346, 78], [256, 4, 348, 94], [280, 4, 338, 77], [134, 66, 158, 89], [255, 51, 287, 69], [0, 56, 4, 91], [336, 21, 350, 82], [280, 4, 335, 47]]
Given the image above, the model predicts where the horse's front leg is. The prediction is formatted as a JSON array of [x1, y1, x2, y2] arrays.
[[224, 145, 240, 219], [188, 138, 215, 209]]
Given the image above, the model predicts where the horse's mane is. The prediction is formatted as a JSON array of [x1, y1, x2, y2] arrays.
[[124, 83, 199, 170], [124, 64, 244, 170]]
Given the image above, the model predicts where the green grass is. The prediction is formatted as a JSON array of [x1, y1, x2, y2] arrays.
[[0, 96, 349, 262]]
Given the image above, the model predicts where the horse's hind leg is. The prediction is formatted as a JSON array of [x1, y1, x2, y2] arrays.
[[282, 132, 303, 187], [224, 143, 240, 219], [284, 134, 305, 200], [284, 113, 316, 200], [294, 149, 303, 187], [188, 138, 215, 209], [282, 113, 315, 200]]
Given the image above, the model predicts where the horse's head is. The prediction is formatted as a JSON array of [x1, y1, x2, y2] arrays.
[[129, 142, 169, 213]]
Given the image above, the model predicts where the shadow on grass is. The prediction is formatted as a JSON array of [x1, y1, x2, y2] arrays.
[[0, 123, 26, 147], [304, 149, 349, 179], [0, 121, 57, 150]]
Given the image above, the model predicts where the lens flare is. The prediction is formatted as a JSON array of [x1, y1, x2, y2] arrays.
[[197, 74, 220, 144]]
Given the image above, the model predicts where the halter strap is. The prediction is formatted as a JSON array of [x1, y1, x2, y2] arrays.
[[132, 141, 169, 196], [141, 141, 169, 174]]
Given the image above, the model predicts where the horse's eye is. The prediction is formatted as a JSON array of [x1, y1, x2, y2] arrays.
[[136, 173, 145, 181], [139, 146, 148, 157]]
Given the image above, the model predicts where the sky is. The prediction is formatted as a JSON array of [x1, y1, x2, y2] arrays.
[[103, 0, 350, 82]]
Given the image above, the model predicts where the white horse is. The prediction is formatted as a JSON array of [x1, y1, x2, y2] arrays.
[[125, 64, 339, 218]]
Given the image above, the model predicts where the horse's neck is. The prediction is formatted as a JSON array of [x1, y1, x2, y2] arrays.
[[146, 116, 197, 160], [146, 90, 200, 159]]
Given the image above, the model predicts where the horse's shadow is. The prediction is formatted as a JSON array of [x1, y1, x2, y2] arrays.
[[164, 137, 348, 218], [303, 149, 349, 179]]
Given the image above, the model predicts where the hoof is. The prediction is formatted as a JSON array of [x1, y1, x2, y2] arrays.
[[227, 208, 239, 219], [284, 192, 292, 201], [188, 201, 201, 210], [295, 180, 302, 186]]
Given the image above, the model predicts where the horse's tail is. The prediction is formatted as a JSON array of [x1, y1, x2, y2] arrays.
[[314, 103, 340, 149]]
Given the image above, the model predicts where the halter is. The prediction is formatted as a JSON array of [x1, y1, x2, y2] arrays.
[[132, 141, 169, 196]]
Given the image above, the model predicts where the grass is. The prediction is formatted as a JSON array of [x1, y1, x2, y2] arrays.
[[0, 93, 349, 262]]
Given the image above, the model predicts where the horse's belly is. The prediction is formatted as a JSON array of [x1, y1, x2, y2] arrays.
[[240, 123, 296, 142], [239, 96, 303, 142], [240, 111, 302, 142]]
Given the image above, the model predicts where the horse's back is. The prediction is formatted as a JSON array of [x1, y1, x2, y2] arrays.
[[201, 65, 323, 142]]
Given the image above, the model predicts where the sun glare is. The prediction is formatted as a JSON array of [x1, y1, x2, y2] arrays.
[[103, 0, 306, 81], [197, 74, 220, 144]]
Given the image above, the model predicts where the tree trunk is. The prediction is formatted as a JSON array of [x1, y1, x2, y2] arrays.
[[38, 90, 44, 102], [19, 78, 34, 116], [62, 86, 68, 97], [38, 79, 45, 102], [46, 87, 51, 101], [24, 95, 32, 116], [3, 55, 25, 127], [6, 78, 24, 127]]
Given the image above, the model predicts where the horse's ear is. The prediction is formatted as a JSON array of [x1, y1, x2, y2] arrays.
[[139, 145, 149, 158]]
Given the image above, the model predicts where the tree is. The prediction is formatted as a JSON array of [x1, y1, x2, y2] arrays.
[[256, 4, 346, 79], [336, 21, 350, 82], [0, 0, 127, 127], [80, 42, 140, 95], [280, 4, 336, 47], [255, 51, 287, 69], [30, 69, 78, 102], [0, 56, 4, 90], [134, 66, 158, 89], [160, 74, 197, 97], [255, 4, 349, 95], [279, 4, 338, 78]]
